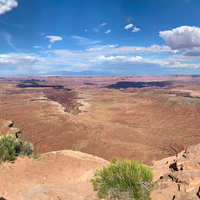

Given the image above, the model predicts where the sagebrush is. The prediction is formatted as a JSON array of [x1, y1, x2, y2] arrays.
[[91, 157, 155, 200], [0, 135, 34, 163]]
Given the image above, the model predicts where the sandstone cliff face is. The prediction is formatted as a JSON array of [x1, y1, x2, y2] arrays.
[[151, 143, 200, 200]]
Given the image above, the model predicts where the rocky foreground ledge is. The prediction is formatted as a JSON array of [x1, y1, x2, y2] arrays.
[[151, 143, 200, 200], [0, 150, 109, 200], [1, 143, 200, 199]]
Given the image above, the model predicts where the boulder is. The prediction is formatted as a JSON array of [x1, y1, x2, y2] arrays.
[[151, 143, 200, 200]]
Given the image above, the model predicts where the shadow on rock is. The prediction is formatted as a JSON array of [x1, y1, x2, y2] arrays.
[[107, 81, 171, 89]]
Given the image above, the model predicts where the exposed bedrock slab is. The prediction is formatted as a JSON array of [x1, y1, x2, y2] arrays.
[[151, 143, 200, 200], [0, 150, 109, 200]]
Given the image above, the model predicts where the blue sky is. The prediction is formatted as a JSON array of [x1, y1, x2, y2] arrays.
[[0, 0, 200, 75]]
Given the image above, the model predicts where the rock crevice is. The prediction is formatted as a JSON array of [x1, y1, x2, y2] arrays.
[[151, 143, 200, 200]]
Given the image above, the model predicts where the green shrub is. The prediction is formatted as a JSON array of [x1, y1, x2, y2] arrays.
[[91, 157, 155, 200], [0, 135, 34, 163]]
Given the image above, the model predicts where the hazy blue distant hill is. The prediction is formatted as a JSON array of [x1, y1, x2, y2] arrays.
[[46, 70, 112, 76]]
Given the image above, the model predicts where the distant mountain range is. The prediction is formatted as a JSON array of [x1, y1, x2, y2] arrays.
[[46, 70, 112, 76]]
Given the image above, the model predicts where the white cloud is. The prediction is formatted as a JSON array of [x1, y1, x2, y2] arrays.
[[169, 62, 200, 68], [34, 46, 43, 49], [43, 45, 177, 60], [48, 44, 52, 49], [132, 26, 141, 32], [111, 45, 178, 54], [92, 28, 99, 32], [159, 26, 200, 50], [0, 31, 19, 51], [105, 30, 111, 34], [183, 47, 200, 56], [125, 24, 140, 32], [85, 45, 117, 51], [85, 48, 94, 51], [0, 44, 197, 76], [93, 55, 144, 62], [85, 30, 87, 32], [1, 21, 25, 28], [125, 24, 134, 29], [88, 54, 200, 74], [71, 36, 101, 45], [126, 17, 134, 23], [0, 53, 44, 75], [99, 22, 107, 26], [0, 0, 18, 15], [44, 35, 62, 43]]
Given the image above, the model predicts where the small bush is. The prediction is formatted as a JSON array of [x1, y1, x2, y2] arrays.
[[0, 135, 34, 163], [91, 157, 155, 200]]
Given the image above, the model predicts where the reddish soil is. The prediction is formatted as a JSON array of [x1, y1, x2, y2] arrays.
[[1, 75, 200, 165]]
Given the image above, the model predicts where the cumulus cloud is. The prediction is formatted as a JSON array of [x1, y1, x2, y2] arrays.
[[0, 0, 18, 15], [125, 24, 140, 32], [132, 26, 141, 32], [105, 30, 111, 34], [110, 45, 178, 54], [85, 29, 87, 32], [0, 53, 44, 75], [124, 24, 134, 29], [44, 35, 62, 43], [44, 35, 62, 49], [183, 48, 200, 56], [88, 55, 172, 75], [0, 45, 197, 76], [159, 26, 200, 50], [44, 45, 177, 60], [169, 62, 200, 68], [99, 22, 107, 26], [71, 36, 101, 45]]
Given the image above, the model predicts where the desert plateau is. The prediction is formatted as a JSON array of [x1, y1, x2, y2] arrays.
[[1, 75, 200, 199], [1, 75, 200, 164], [2, 0, 200, 199], [0, 76, 200, 164]]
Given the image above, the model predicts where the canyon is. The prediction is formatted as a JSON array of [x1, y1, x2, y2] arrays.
[[1, 75, 200, 199], [1, 75, 200, 164]]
